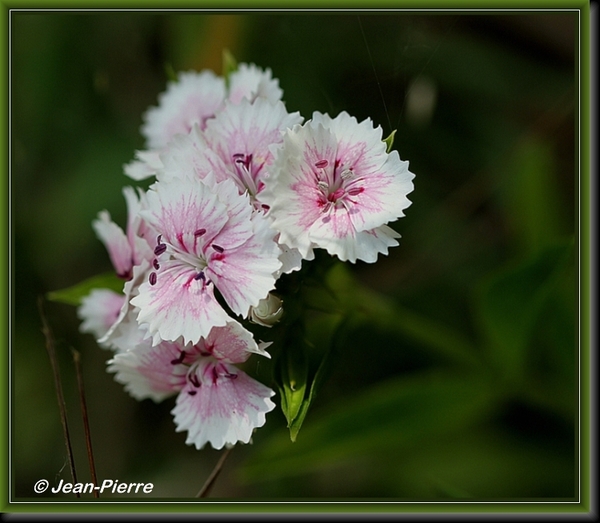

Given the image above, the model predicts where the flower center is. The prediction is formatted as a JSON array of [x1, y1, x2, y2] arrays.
[[315, 159, 363, 213], [147, 232, 224, 287], [173, 354, 238, 396]]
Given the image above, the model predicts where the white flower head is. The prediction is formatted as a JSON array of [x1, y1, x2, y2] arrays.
[[262, 111, 415, 263], [130, 175, 282, 346], [142, 70, 227, 151], [107, 321, 275, 450]]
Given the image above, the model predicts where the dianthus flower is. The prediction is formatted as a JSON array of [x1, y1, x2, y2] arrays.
[[130, 175, 282, 346], [108, 321, 275, 450], [124, 64, 283, 181], [157, 98, 303, 209], [262, 112, 415, 263]]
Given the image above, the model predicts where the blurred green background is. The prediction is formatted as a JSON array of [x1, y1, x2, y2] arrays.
[[11, 12, 578, 500]]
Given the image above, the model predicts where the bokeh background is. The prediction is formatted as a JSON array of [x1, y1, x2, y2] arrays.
[[11, 12, 578, 501]]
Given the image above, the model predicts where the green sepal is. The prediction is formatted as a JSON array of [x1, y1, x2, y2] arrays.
[[273, 322, 309, 435], [46, 272, 124, 306], [286, 313, 347, 442], [383, 129, 397, 153], [164, 62, 178, 83], [222, 49, 238, 86]]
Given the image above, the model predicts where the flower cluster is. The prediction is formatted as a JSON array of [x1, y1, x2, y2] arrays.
[[77, 61, 415, 450]]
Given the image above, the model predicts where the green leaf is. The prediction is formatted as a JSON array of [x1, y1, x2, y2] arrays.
[[46, 272, 124, 306], [477, 240, 574, 382], [241, 371, 496, 481], [499, 137, 568, 255], [326, 263, 481, 369], [383, 129, 396, 153]]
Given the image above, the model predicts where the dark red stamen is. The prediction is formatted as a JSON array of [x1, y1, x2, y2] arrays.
[[153, 259, 160, 270], [189, 374, 201, 388], [212, 244, 224, 253], [188, 390, 197, 396], [194, 272, 205, 281], [170, 351, 186, 365], [149, 272, 157, 285], [194, 228, 206, 237], [315, 159, 328, 168], [154, 243, 167, 256]]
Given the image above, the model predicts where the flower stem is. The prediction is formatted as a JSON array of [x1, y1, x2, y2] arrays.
[[195, 446, 234, 498], [38, 296, 80, 497]]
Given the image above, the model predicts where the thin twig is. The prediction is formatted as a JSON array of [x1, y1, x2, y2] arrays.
[[37, 296, 79, 497], [195, 446, 234, 498], [72, 348, 99, 498]]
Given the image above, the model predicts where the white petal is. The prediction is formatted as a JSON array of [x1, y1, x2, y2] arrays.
[[123, 150, 163, 181], [77, 289, 125, 348], [131, 260, 231, 346], [107, 339, 187, 402], [172, 366, 275, 450], [204, 322, 271, 363], [227, 63, 283, 105]]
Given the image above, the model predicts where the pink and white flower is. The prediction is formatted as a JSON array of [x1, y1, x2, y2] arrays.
[[124, 64, 284, 182], [262, 111, 415, 263], [130, 175, 282, 346], [107, 321, 275, 450], [157, 98, 302, 209], [142, 70, 227, 151]]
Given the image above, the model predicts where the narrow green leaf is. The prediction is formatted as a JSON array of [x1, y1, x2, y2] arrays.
[[46, 272, 124, 306], [326, 263, 481, 369], [477, 240, 574, 382], [499, 137, 568, 255], [383, 129, 397, 153]]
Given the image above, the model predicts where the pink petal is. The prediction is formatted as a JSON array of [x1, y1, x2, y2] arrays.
[[206, 210, 281, 317], [131, 259, 231, 346], [92, 210, 133, 278], [107, 339, 188, 402], [141, 177, 229, 255], [172, 364, 275, 450], [200, 322, 270, 363]]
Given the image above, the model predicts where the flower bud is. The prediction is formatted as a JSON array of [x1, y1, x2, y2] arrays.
[[249, 294, 283, 327]]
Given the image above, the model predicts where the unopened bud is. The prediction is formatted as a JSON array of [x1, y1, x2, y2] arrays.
[[249, 294, 283, 327]]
